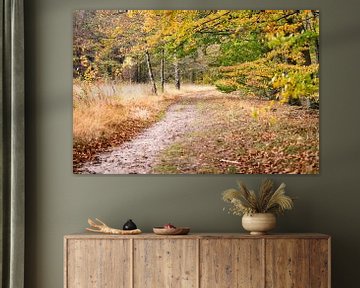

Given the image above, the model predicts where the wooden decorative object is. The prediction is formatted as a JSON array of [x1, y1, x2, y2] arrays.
[[64, 233, 331, 288], [153, 227, 190, 235], [86, 218, 142, 235]]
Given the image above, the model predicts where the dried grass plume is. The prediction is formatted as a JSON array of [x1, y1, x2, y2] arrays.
[[222, 179, 294, 216]]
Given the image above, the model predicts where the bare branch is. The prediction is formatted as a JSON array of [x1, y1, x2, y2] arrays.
[[86, 218, 142, 235]]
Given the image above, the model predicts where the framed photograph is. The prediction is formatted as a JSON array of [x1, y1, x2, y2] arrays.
[[73, 10, 319, 175]]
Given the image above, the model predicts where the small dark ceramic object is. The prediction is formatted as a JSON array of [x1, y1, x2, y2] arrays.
[[123, 219, 137, 230]]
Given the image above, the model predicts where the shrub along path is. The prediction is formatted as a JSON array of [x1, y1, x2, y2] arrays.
[[78, 88, 319, 174]]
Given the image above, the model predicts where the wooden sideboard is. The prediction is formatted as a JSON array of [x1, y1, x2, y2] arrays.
[[64, 233, 330, 288]]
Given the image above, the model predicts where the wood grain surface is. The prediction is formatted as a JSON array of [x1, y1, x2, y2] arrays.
[[66, 239, 131, 288], [65, 233, 330, 240], [265, 239, 310, 288], [133, 239, 197, 288], [309, 239, 330, 288], [64, 234, 330, 288], [200, 239, 264, 288]]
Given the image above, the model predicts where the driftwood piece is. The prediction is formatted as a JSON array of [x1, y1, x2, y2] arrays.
[[86, 218, 142, 235]]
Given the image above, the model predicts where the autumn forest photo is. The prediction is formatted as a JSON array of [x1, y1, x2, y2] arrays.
[[73, 10, 320, 174]]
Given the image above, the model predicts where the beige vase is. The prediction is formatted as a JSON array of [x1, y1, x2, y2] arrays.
[[242, 213, 276, 235]]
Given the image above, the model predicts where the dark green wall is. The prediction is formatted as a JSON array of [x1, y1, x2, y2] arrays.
[[24, 0, 360, 287]]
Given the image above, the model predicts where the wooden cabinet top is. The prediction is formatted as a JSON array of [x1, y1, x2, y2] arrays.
[[64, 232, 330, 240]]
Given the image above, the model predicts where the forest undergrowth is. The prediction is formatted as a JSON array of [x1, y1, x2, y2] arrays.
[[74, 82, 319, 174], [153, 92, 319, 174]]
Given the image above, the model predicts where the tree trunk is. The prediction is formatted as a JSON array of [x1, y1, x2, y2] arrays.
[[311, 10, 320, 64], [138, 61, 145, 83], [314, 38, 320, 63], [135, 58, 140, 83], [191, 70, 195, 83], [174, 57, 180, 90], [302, 47, 312, 66], [160, 49, 165, 93], [145, 51, 157, 95]]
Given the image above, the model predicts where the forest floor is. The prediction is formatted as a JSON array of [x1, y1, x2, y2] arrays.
[[75, 87, 319, 174]]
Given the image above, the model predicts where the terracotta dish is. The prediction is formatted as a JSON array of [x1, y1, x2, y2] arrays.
[[153, 227, 190, 235]]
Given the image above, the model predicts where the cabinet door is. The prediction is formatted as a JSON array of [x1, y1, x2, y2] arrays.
[[200, 239, 264, 288], [309, 239, 330, 288], [66, 239, 131, 288], [266, 239, 310, 288], [134, 239, 198, 288]]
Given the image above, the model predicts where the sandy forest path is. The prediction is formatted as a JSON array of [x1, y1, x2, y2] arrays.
[[81, 89, 219, 174]]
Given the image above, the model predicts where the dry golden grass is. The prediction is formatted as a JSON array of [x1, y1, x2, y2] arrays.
[[73, 82, 211, 142], [74, 83, 160, 142], [74, 102, 127, 142]]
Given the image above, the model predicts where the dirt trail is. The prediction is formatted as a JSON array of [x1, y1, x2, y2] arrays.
[[81, 90, 217, 174]]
